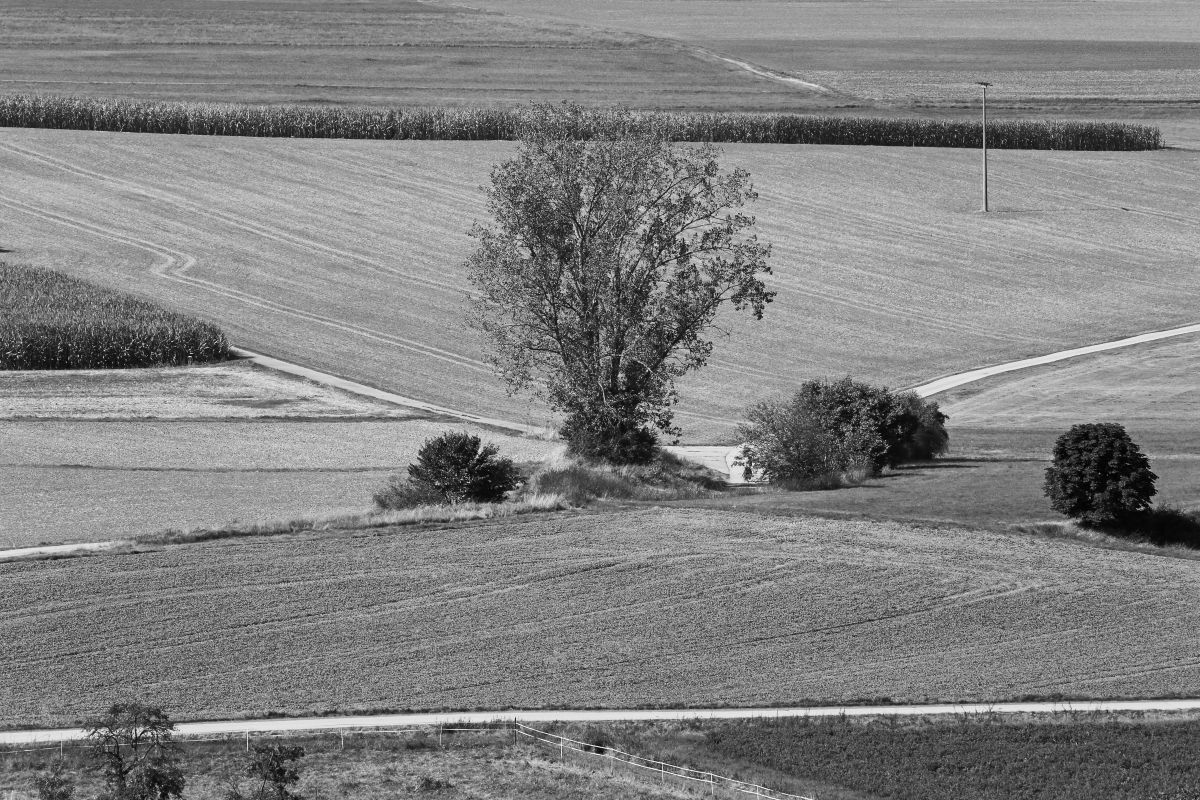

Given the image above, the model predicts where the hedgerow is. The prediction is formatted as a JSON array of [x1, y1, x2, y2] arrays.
[[0, 262, 228, 369], [0, 94, 1163, 150]]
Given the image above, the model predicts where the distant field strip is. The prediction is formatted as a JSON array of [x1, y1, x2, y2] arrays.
[[0, 95, 1162, 149], [3, 130, 1199, 440], [1, 509, 1197, 727]]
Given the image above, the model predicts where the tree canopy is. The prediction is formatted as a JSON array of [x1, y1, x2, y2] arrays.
[[1043, 422, 1157, 527], [466, 104, 773, 462]]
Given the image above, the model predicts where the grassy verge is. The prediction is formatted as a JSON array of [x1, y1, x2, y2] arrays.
[[136, 493, 570, 546], [0, 729, 684, 800], [6, 715, 1199, 800], [0, 94, 1163, 149], [520, 449, 726, 505], [0, 262, 228, 369]]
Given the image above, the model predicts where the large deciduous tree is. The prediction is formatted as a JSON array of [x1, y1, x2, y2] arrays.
[[466, 105, 774, 463]]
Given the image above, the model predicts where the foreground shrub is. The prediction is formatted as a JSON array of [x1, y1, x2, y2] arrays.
[[226, 744, 305, 800], [375, 431, 520, 509], [559, 409, 659, 466], [0, 262, 228, 369], [1043, 422, 1157, 528], [0, 94, 1164, 150], [736, 378, 949, 486], [86, 703, 184, 800], [33, 761, 74, 800]]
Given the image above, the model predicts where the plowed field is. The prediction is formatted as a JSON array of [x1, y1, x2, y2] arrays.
[[3, 130, 1199, 441], [2, 509, 1198, 728]]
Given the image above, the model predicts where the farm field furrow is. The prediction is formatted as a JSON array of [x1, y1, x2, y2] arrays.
[[3, 130, 1199, 441], [2, 509, 1198, 728]]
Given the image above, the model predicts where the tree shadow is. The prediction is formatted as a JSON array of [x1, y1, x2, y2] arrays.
[[1109, 507, 1200, 549]]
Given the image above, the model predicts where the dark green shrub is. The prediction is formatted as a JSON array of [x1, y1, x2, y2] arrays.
[[1043, 423, 1157, 528], [735, 394, 876, 487], [559, 408, 658, 466], [891, 391, 950, 463], [372, 477, 442, 510], [738, 378, 949, 485], [404, 431, 520, 505], [228, 744, 304, 800]]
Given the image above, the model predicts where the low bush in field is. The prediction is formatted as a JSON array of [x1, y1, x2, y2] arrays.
[[1044, 422, 1157, 528], [0, 94, 1164, 150], [0, 262, 228, 369], [736, 378, 948, 487], [374, 431, 520, 509]]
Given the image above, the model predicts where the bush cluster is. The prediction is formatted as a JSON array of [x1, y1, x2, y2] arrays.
[[735, 377, 948, 488], [0, 262, 228, 369], [0, 94, 1164, 150]]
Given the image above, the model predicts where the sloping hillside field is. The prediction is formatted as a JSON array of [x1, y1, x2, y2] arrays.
[[2, 130, 1198, 440], [1, 509, 1197, 727]]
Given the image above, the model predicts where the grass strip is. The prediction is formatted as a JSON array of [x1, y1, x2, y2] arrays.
[[137, 493, 570, 546]]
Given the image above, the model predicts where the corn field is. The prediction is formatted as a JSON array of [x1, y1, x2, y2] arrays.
[[0, 262, 229, 369], [0, 94, 1163, 150]]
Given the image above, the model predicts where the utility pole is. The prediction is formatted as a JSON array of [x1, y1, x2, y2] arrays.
[[977, 81, 992, 212]]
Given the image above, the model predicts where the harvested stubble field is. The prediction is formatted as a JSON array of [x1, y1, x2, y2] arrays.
[[2, 129, 1199, 442], [2, 509, 1198, 727], [0, 362, 554, 548]]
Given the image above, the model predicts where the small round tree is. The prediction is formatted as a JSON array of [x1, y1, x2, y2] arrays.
[[1043, 422, 1157, 528], [375, 431, 520, 508]]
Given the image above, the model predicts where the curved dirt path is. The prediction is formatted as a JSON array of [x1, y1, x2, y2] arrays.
[[908, 322, 1200, 397], [6, 698, 1200, 745]]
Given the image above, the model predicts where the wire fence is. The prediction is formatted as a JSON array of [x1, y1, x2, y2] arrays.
[[514, 723, 814, 800], [3, 723, 813, 800]]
